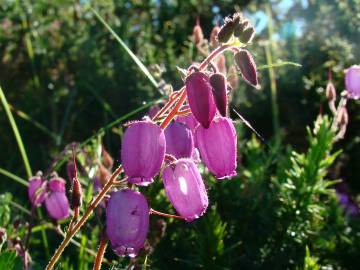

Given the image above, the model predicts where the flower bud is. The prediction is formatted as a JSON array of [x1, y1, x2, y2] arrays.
[[234, 19, 250, 37], [345, 65, 360, 99], [215, 54, 226, 75], [196, 117, 237, 179], [28, 172, 47, 207], [98, 164, 111, 186], [162, 159, 208, 221], [217, 19, 236, 43], [192, 24, 204, 45], [210, 25, 221, 47], [325, 81, 336, 101], [45, 176, 70, 220], [67, 160, 76, 182], [239, 26, 255, 44], [71, 177, 82, 208], [234, 50, 259, 88], [102, 146, 114, 170], [164, 121, 194, 159], [337, 107, 349, 126], [106, 189, 149, 257], [228, 65, 239, 90], [210, 73, 228, 117], [121, 121, 166, 185], [185, 72, 217, 128]]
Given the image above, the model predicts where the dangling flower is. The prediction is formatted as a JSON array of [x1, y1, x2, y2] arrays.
[[106, 189, 149, 257], [164, 121, 194, 159], [28, 172, 46, 207], [210, 73, 228, 117], [345, 65, 360, 99], [196, 117, 237, 179], [185, 72, 217, 128], [162, 159, 208, 221], [45, 176, 70, 221], [234, 49, 259, 89], [121, 120, 166, 186]]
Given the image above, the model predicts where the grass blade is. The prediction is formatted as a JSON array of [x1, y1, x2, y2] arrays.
[[257, 61, 302, 70], [0, 86, 32, 178], [9, 104, 58, 141], [90, 7, 158, 88], [0, 167, 28, 187]]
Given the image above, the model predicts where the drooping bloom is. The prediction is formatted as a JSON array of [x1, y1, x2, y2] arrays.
[[162, 159, 208, 221], [106, 189, 149, 257], [345, 65, 360, 99], [185, 72, 217, 128], [234, 50, 259, 88], [121, 121, 166, 186], [196, 117, 237, 179], [210, 73, 228, 117], [164, 121, 194, 159], [28, 172, 46, 207], [45, 176, 70, 220], [176, 113, 199, 132]]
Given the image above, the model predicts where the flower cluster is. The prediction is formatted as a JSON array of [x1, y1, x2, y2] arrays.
[[105, 13, 259, 257], [28, 172, 70, 221]]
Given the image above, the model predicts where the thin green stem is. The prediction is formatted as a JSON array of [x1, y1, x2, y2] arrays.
[[265, 4, 280, 147], [0, 86, 32, 178], [0, 167, 29, 187]]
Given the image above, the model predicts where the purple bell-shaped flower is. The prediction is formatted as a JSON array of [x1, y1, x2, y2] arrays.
[[162, 159, 208, 222], [106, 189, 149, 257], [121, 120, 166, 186], [345, 65, 360, 99], [164, 121, 194, 159], [185, 72, 217, 128], [45, 176, 70, 221], [196, 117, 237, 179], [28, 172, 46, 207]]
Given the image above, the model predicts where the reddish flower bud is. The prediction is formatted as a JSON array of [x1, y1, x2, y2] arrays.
[[325, 81, 336, 101], [162, 159, 208, 221], [71, 177, 82, 208], [185, 72, 217, 128], [102, 146, 114, 170], [234, 19, 250, 37], [215, 54, 227, 75], [338, 107, 349, 126], [217, 18, 236, 43], [196, 117, 237, 179], [228, 65, 239, 90], [210, 25, 221, 47], [45, 176, 70, 221], [121, 121, 166, 185], [210, 73, 228, 117], [239, 26, 255, 43], [193, 24, 204, 45], [106, 189, 149, 257], [67, 160, 76, 182], [345, 65, 360, 99], [164, 121, 194, 159], [28, 172, 46, 207], [234, 50, 259, 88], [98, 164, 110, 186]]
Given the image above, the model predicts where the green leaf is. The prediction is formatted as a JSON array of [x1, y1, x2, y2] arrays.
[[0, 251, 23, 270]]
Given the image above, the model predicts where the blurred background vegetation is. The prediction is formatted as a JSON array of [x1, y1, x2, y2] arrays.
[[0, 0, 359, 269]]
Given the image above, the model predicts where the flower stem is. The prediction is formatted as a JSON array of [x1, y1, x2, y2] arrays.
[[92, 234, 108, 270], [45, 166, 123, 270], [150, 208, 185, 220]]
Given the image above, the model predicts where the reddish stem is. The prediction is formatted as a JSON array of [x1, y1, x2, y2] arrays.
[[93, 234, 108, 270], [150, 208, 185, 220]]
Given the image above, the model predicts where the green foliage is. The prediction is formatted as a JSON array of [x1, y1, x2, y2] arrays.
[[0, 251, 22, 270], [0, 0, 359, 269]]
